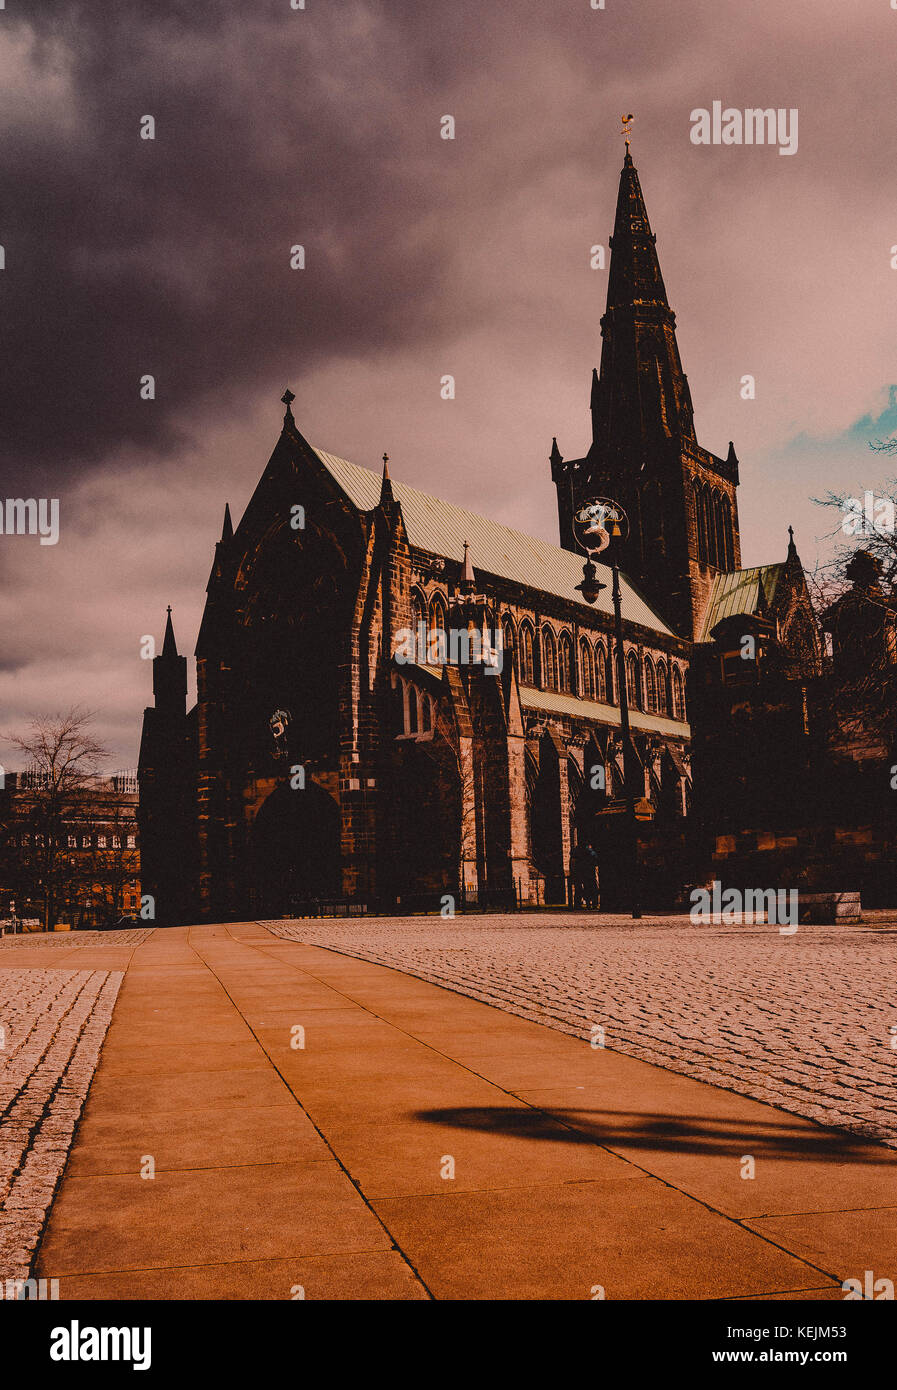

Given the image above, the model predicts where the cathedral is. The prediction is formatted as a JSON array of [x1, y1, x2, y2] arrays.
[[140, 146, 889, 925]]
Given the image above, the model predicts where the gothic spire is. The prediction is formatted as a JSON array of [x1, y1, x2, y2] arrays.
[[590, 366, 600, 412], [551, 139, 741, 642], [589, 147, 695, 459], [605, 149, 669, 314], [221, 503, 233, 543], [379, 451, 394, 504], [162, 605, 178, 658], [154, 605, 187, 717]]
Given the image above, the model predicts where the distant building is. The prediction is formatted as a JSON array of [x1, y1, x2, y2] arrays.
[[0, 771, 141, 928]]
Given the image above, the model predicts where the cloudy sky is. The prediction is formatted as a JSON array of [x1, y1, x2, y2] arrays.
[[1, 0, 895, 767]]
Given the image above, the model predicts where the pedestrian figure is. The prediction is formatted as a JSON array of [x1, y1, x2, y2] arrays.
[[571, 842, 598, 910]]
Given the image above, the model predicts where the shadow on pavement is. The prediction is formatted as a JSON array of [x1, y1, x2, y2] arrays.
[[413, 1104, 895, 1163]]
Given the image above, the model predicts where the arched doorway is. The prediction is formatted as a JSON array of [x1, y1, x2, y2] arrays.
[[249, 780, 341, 913]]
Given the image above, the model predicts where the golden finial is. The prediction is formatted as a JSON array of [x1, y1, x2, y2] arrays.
[[621, 113, 634, 149]]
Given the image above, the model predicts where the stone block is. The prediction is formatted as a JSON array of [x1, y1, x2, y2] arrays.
[[797, 891, 861, 925]]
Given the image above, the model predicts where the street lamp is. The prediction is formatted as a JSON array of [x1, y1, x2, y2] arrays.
[[573, 497, 642, 920]]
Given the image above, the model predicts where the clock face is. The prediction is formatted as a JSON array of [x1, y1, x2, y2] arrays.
[[269, 709, 291, 740], [573, 498, 628, 556]]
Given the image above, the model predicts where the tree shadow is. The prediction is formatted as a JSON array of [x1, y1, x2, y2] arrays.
[[413, 1104, 896, 1164]]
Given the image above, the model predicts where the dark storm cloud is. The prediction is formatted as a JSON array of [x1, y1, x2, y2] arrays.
[[2, 0, 514, 480], [2, 0, 896, 767], [5, 0, 890, 488]]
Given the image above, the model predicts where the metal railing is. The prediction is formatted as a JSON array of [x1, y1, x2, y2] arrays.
[[279, 876, 589, 918]]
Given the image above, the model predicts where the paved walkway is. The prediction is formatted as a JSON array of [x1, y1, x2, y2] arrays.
[[22, 923, 897, 1299], [266, 914, 897, 1146]]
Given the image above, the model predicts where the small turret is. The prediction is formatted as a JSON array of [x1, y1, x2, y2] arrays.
[[379, 452, 394, 506], [460, 539, 475, 594], [153, 607, 187, 718]]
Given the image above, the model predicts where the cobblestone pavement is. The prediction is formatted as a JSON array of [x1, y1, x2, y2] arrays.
[[266, 915, 897, 1149], [0, 969, 123, 1290], [0, 929, 152, 950]]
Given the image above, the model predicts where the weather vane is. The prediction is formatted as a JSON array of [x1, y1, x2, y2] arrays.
[[621, 113, 634, 148]]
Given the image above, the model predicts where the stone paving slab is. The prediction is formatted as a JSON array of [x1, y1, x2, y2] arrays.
[[743, 1208, 897, 1284], [369, 1180, 825, 1301], [53, 1250, 429, 1301], [266, 916, 897, 1147], [65, 1103, 326, 1178], [18, 921, 897, 1299], [39, 1160, 391, 1276], [511, 1085, 897, 1219]]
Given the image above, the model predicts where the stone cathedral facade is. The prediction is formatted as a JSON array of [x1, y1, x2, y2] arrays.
[[139, 147, 839, 925]]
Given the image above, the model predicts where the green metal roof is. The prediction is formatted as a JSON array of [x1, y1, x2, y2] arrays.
[[313, 447, 675, 637], [519, 686, 690, 737], [700, 564, 784, 642]]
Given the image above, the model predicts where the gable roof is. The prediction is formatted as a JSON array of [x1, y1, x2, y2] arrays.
[[700, 564, 784, 641], [313, 447, 675, 637]]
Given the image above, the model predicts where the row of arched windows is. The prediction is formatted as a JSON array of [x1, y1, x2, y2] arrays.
[[407, 590, 687, 721], [392, 674, 435, 736], [412, 591, 448, 650], [695, 481, 735, 571], [578, 637, 614, 704], [632, 653, 687, 719], [512, 618, 686, 720]]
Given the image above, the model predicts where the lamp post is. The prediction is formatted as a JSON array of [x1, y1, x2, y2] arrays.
[[574, 499, 642, 921]]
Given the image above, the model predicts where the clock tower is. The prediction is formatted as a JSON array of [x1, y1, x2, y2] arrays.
[[551, 144, 741, 641]]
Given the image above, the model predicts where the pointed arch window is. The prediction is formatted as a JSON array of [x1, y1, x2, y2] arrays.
[[672, 666, 686, 721], [580, 639, 595, 699], [558, 632, 573, 693], [391, 675, 405, 733], [428, 592, 448, 664], [626, 650, 641, 709], [542, 627, 558, 691], [708, 489, 718, 568], [519, 623, 535, 685], [595, 642, 607, 702], [695, 482, 708, 566], [721, 498, 734, 571], [501, 615, 516, 673], [644, 656, 657, 712], [707, 491, 717, 568], [656, 658, 670, 716], [713, 491, 725, 569], [407, 685, 418, 734], [411, 591, 427, 661]]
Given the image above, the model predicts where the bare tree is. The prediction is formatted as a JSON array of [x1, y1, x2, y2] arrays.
[[813, 477, 897, 595], [811, 457, 897, 756], [2, 709, 108, 930]]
